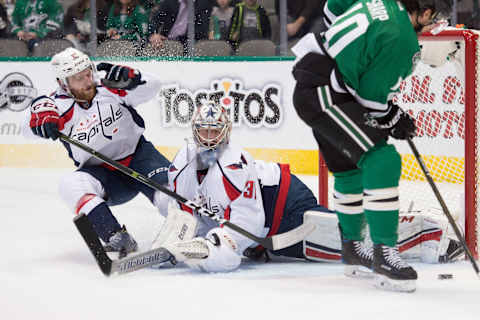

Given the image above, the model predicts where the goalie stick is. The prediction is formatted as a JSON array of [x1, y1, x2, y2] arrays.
[[74, 213, 176, 276], [407, 138, 480, 277], [60, 133, 315, 252]]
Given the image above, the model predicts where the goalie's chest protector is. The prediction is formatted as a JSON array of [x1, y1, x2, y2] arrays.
[[56, 87, 145, 167], [171, 144, 264, 238]]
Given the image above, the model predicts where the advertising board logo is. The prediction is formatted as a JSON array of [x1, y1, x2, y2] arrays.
[[0, 72, 37, 112], [157, 78, 282, 128], [393, 74, 465, 140]]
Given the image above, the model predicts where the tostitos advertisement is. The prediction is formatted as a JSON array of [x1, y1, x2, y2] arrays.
[[0, 59, 320, 173], [0, 57, 470, 179]]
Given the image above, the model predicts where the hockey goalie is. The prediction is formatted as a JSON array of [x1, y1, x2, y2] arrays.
[[151, 101, 463, 276]]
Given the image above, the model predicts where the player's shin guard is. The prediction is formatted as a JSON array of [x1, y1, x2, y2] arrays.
[[363, 187, 400, 247], [84, 201, 122, 243], [333, 169, 364, 241], [360, 143, 402, 246], [334, 171, 373, 278]]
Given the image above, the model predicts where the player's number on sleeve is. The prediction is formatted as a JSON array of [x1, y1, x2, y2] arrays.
[[324, 3, 369, 58], [244, 180, 256, 199]]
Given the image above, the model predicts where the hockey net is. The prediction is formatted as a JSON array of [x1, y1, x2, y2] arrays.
[[318, 29, 480, 259]]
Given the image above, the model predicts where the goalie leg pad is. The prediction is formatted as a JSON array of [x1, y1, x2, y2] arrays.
[[151, 204, 198, 249], [302, 211, 342, 262], [397, 212, 448, 263]]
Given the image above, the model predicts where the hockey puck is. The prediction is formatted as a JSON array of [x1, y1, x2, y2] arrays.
[[438, 273, 453, 280]]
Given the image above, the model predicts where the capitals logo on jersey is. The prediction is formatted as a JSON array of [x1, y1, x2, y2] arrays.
[[71, 103, 123, 142]]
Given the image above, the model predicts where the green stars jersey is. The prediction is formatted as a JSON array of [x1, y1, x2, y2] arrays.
[[11, 0, 63, 38], [324, 0, 358, 26], [323, 0, 420, 111]]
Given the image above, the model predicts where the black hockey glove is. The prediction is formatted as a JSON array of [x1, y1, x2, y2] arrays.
[[364, 102, 416, 140], [96, 63, 146, 90]]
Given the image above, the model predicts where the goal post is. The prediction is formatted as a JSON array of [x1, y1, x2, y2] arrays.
[[318, 28, 480, 259]]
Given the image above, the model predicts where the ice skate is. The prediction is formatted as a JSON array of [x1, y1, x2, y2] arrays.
[[373, 244, 417, 293], [342, 239, 374, 279], [104, 225, 138, 258]]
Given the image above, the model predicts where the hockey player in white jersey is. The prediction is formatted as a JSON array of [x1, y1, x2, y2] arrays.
[[28, 47, 170, 258], [152, 101, 462, 273]]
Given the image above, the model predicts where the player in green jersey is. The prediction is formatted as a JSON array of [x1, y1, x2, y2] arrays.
[[291, 0, 450, 292]]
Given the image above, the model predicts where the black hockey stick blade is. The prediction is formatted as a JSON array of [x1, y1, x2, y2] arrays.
[[74, 213, 113, 276], [74, 214, 175, 276], [101, 78, 132, 90]]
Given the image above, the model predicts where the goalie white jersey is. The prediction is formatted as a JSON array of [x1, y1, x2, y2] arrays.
[[168, 142, 265, 255], [45, 72, 161, 167]]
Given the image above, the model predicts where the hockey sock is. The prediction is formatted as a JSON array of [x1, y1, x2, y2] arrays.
[[359, 142, 401, 247], [333, 169, 365, 241], [86, 202, 122, 243]]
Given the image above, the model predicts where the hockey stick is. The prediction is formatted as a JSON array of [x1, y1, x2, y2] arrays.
[[59, 133, 315, 251], [74, 213, 175, 276], [407, 138, 480, 277]]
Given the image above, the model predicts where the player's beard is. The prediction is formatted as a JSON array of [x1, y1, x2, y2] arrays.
[[71, 85, 96, 104]]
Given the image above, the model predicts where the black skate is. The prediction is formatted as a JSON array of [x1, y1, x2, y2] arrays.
[[342, 239, 374, 278], [439, 239, 465, 263], [104, 225, 138, 258], [373, 244, 418, 293]]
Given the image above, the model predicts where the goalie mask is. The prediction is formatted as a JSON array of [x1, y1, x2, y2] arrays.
[[192, 101, 232, 166], [50, 47, 97, 100]]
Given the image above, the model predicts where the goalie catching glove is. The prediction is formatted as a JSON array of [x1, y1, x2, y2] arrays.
[[97, 62, 145, 90], [162, 227, 241, 273], [364, 102, 416, 140], [29, 96, 61, 140]]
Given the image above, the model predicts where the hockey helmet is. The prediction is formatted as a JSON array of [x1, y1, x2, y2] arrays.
[[192, 100, 232, 150], [50, 47, 96, 95]]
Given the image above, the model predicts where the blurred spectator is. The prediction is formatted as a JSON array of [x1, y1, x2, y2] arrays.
[[63, 0, 110, 52], [274, 0, 325, 39], [228, 0, 270, 50], [11, 0, 64, 51], [208, 0, 233, 40], [106, 0, 149, 44], [148, 0, 213, 51], [0, 1, 9, 37]]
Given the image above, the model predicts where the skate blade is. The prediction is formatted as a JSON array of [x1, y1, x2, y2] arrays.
[[374, 274, 416, 293], [344, 265, 374, 279]]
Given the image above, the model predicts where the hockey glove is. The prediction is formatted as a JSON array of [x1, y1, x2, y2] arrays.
[[96, 62, 146, 90], [364, 102, 416, 140], [29, 96, 61, 140]]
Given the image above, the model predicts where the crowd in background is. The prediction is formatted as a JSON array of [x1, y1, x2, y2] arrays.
[[0, 0, 479, 55]]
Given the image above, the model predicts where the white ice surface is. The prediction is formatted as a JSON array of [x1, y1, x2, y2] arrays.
[[1, 168, 479, 320]]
